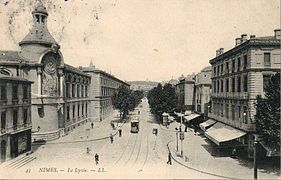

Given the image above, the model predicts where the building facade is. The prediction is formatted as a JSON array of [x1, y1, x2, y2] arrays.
[[175, 74, 196, 113], [208, 30, 281, 157], [0, 70, 33, 163], [82, 63, 130, 121], [194, 66, 212, 116], [0, 2, 91, 141]]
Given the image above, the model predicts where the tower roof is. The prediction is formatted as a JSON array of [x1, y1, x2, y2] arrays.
[[19, 1, 57, 46], [32, 0, 48, 15]]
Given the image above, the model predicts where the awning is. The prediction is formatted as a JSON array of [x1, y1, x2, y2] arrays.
[[199, 119, 217, 131], [183, 113, 201, 122], [205, 122, 246, 145], [168, 116, 175, 121], [259, 141, 280, 157]]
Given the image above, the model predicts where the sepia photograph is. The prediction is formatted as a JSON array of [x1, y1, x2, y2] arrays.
[[0, 0, 280, 179]]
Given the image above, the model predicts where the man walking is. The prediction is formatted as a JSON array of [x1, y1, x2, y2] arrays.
[[91, 122, 94, 129], [118, 129, 122, 137], [167, 152, 172, 165], [95, 153, 99, 165], [110, 134, 114, 144]]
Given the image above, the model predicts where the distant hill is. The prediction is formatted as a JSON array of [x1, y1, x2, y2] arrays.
[[128, 81, 160, 91]]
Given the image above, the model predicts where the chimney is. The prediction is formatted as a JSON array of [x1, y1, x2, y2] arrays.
[[235, 38, 241, 46], [274, 29, 281, 39], [216, 49, 220, 57], [219, 48, 224, 54], [241, 34, 248, 43], [250, 35, 256, 39]]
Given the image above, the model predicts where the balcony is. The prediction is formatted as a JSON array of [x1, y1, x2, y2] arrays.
[[0, 122, 32, 135]]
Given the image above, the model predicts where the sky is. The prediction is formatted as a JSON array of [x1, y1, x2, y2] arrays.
[[0, 0, 280, 82]]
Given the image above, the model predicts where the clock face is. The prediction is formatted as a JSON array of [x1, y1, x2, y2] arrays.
[[44, 57, 57, 74]]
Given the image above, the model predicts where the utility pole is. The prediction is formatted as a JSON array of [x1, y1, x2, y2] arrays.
[[176, 132, 179, 152], [254, 139, 258, 179]]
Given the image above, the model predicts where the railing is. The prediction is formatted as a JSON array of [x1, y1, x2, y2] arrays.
[[0, 122, 32, 135], [211, 92, 248, 99]]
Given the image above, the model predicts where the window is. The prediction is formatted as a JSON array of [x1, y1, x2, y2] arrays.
[[213, 81, 216, 93], [73, 105, 75, 118], [243, 75, 248, 92], [226, 62, 229, 72], [232, 59, 235, 72], [67, 106, 70, 120], [238, 105, 241, 118], [225, 104, 229, 119], [264, 53, 271, 67], [86, 103, 88, 116], [82, 104, 84, 116], [217, 66, 220, 75], [77, 85, 80, 97], [226, 79, 229, 92], [81, 85, 84, 97], [217, 80, 220, 93], [243, 55, 247, 69], [0, 84, 6, 100], [220, 80, 223, 92], [78, 104, 80, 117], [1, 111, 6, 131], [232, 77, 235, 92], [66, 83, 70, 98], [23, 109, 28, 125], [237, 57, 241, 71], [221, 64, 223, 74], [23, 85, 28, 100], [72, 84, 75, 97], [12, 84, 18, 100], [263, 75, 271, 91], [237, 76, 241, 92], [13, 110, 18, 130], [232, 105, 235, 121], [85, 86, 88, 97]]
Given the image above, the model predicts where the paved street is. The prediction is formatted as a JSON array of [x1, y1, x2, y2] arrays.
[[0, 99, 279, 179]]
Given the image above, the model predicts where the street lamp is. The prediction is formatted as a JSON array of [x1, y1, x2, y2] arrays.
[[243, 112, 247, 123], [254, 137, 259, 180]]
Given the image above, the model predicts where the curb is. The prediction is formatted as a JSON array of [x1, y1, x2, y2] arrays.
[[45, 114, 130, 145], [166, 141, 241, 180]]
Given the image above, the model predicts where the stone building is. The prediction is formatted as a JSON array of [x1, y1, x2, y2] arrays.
[[0, 2, 91, 141], [175, 74, 196, 113], [194, 66, 212, 116], [81, 62, 130, 121], [0, 69, 33, 163], [208, 30, 281, 157]]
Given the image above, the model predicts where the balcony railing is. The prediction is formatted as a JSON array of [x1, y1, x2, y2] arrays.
[[0, 122, 32, 135], [211, 92, 248, 99]]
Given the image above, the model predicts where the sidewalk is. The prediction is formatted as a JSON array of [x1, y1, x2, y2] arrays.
[[165, 121, 280, 179]]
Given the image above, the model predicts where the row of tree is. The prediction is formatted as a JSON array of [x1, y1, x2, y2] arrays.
[[111, 85, 144, 119], [147, 83, 177, 117], [145, 75, 280, 149]]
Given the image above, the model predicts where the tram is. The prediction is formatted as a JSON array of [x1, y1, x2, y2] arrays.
[[131, 117, 139, 133]]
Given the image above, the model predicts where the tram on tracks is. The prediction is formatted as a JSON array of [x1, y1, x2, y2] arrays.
[[131, 117, 139, 133]]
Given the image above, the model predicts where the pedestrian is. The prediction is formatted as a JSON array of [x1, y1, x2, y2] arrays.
[[232, 148, 237, 158], [138, 110, 140, 115], [91, 122, 94, 129], [118, 129, 122, 137], [86, 147, 90, 154], [110, 134, 114, 143], [179, 126, 182, 132], [167, 152, 172, 165], [95, 153, 99, 165], [194, 126, 198, 134]]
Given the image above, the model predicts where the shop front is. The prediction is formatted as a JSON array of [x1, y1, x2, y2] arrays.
[[10, 129, 31, 158]]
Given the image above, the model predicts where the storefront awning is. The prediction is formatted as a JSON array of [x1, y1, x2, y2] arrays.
[[205, 122, 246, 145], [199, 119, 217, 131], [183, 113, 201, 122], [259, 141, 280, 157]]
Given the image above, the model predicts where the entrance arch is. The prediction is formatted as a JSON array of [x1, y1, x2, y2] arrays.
[[1, 140, 6, 163]]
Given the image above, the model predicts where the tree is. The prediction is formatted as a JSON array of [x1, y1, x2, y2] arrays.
[[255, 73, 280, 148], [147, 83, 178, 116], [112, 85, 143, 119]]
